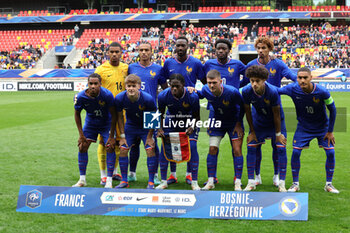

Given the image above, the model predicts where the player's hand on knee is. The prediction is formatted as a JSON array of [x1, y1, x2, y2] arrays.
[[324, 132, 335, 147], [277, 134, 287, 146], [146, 137, 155, 148], [234, 125, 244, 139], [185, 127, 194, 136], [247, 132, 257, 144], [119, 138, 128, 149], [106, 137, 116, 150], [157, 128, 165, 138]]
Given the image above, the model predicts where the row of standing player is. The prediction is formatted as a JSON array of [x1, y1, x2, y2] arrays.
[[72, 35, 338, 193]]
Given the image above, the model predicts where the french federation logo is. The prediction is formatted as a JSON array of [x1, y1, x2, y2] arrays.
[[143, 110, 161, 129], [279, 197, 300, 217], [25, 189, 42, 209]]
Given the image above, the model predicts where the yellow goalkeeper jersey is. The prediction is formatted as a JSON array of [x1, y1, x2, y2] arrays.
[[95, 61, 129, 97]]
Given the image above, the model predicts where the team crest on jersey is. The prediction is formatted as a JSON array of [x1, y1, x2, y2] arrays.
[[269, 68, 276, 76], [264, 98, 270, 105], [182, 102, 190, 108], [313, 97, 320, 103], [222, 99, 230, 106], [186, 66, 192, 75], [228, 67, 234, 76], [150, 70, 156, 79], [99, 100, 105, 106], [139, 104, 146, 111]]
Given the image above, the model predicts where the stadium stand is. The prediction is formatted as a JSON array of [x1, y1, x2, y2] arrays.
[[0, 29, 74, 68], [9, 5, 350, 17]]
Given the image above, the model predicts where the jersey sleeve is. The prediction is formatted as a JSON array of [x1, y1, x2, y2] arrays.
[[162, 61, 170, 80], [270, 87, 281, 107], [105, 91, 115, 108], [241, 87, 251, 105], [277, 84, 293, 96], [190, 93, 200, 112], [146, 95, 157, 112], [74, 94, 83, 111], [114, 93, 124, 112], [280, 61, 297, 82], [203, 61, 210, 74], [157, 92, 166, 110], [196, 60, 205, 81], [233, 90, 245, 121], [157, 67, 167, 85]]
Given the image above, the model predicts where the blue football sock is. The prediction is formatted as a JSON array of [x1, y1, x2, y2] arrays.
[[207, 153, 218, 178], [119, 156, 129, 182], [234, 156, 244, 179], [129, 141, 140, 173], [325, 149, 335, 182], [159, 148, 168, 180], [291, 149, 302, 183], [272, 146, 279, 175], [170, 161, 176, 173], [78, 152, 88, 176], [106, 151, 116, 177], [277, 146, 287, 180], [247, 146, 257, 180], [147, 156, 157, 183], [190, 140, 199, 180], [255, 145, 262, 176]]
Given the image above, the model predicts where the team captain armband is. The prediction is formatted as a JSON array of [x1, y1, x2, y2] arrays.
[[324, 96, 334, 105]]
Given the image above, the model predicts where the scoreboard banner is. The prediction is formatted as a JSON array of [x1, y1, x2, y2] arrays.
[[17, 185, 308, 221]]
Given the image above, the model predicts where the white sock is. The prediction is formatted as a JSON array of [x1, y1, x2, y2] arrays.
[[208, 177, 214, 183], [326, 182, 332, 186], [100, 170, 107, 178], [192, 180, 198, 185], [106, 177, 112, 183], [273, 174, 279, 179], [113, 167, 118, 174], [171, 172, 176, 178], [255, 174, 261, 179], [80, 175, 86, 181], [235, 178, 241, 184], [186, 172, 191, 176], [279, 180, 285, 185], [129, 171, 136, 177], [248, 179, 255, 184], [293, 181, 300, 185]]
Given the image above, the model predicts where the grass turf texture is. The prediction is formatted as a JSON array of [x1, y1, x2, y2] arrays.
[[0, 91, 349, 233]]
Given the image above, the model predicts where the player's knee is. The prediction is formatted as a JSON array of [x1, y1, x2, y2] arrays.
[[232, 145, 242, 157], [146, 149, 155, 157], [209, 146, 218, 155], [106, 146, 114, 153]]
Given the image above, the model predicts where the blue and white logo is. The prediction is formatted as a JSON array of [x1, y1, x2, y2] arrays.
[[143, 111, 161, 129], [25, 189, 42, 209], [279, 197, 300, 217]]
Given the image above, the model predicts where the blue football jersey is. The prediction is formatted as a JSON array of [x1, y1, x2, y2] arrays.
[[162, 56, 205, 87], [74, 86, 114, 128], [243, 58, 297, 87], [128, 62, 166, 100], [198, 84, 243, 128], [242, 82, 284, 129], [278, 82, 333, 133], [158, 87, 200, 131], [203, 58, 246, 89], [115, 90, 157, 128]]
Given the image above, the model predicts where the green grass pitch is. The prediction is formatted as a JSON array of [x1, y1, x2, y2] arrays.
[[0, 91, 349, 232]]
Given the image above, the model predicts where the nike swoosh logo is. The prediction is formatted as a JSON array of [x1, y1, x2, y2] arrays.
[[296, 96, 302, 99], [169, 69, 175, 72], [137, 197, 147, 201]]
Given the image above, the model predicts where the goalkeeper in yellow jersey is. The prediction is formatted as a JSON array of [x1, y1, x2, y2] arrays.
[[94, 42, 128, 185]]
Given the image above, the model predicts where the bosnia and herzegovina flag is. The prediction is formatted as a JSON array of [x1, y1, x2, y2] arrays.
[[162, 132, 191, 163]]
